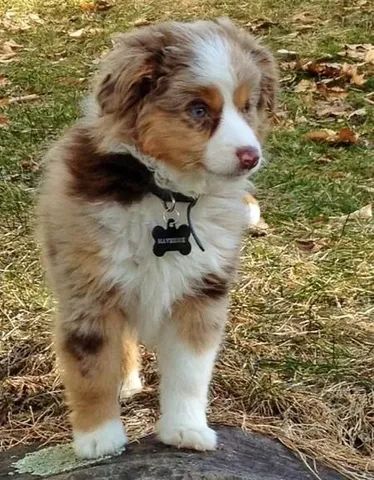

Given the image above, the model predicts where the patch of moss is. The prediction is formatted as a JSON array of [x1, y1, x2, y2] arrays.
[[11, 444, 125, 477]]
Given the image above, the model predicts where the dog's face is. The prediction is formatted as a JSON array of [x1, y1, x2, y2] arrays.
[[96, 18, 278, 178]]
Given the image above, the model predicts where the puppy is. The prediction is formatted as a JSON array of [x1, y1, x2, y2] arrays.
[[38, 18, 277, 459]]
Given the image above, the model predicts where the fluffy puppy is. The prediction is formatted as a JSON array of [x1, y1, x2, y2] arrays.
[[38, 18, 277, 459]]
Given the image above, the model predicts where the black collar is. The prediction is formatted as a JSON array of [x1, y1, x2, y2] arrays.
[[119, 153, 204, 251], [150, 182, 196, 205], [120, 152, 197, 205]]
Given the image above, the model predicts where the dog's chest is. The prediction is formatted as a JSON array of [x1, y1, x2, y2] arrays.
[[94, 194, 246, 340]]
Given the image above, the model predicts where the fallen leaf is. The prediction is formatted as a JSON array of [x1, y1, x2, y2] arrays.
[[2, 39, 23, 50], [28, 13, 44, 24], [284, 32, 299, 39], [245, 18, 278, 32], [294, 79, 317, 93], [314, 100, 350, 118], [302, 61, 366, 86], [132, 18, 151, 27], [338, 204, 372, 221], [21, 158, 40, 172], [0, 39, 23, 62], [80, 1, 96, 12], [338, 43, 374, 64], [337, 127, 359, 144], [316, 84, 348, 99], [68, 28, 85, 38], [0, 93, 40, 106], [305, 129, 336, 142], [277, 49, 298, 60], [296, 239, 324, 252], [95, 0, 113, 11], [302, 61, 342, 78], [79, 1, 112, 12], [280, 60, 300, 71], [248, 219, 269, 237], [341, 63, 366, 86], [292, 12, 316, 23], [0, 114, 9, 127], [348, 108, 367, 119], [305, 128, 359, 145], [0, 11, 44, 32], [0, 75, 9, 87]]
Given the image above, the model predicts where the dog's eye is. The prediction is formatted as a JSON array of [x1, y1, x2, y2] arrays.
[[189, 102, 209, 119], [241, 100, 251, 113]]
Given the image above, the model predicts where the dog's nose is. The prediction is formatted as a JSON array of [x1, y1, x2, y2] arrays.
[[236, 147, 260, 170]]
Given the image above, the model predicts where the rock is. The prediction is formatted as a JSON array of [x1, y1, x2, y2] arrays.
[[0, 426, 344, 479]]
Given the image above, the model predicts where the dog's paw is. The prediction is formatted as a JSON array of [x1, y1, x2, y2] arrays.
[[73, 419, 127, 459], [120, 371, 143, 400], [157, 421, 216, 451]]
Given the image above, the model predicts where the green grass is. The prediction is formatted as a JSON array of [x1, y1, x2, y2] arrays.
[[1, 1, 373, 479]]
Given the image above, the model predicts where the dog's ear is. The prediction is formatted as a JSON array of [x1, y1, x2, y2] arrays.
[[251, 46, 278, 115], [96, 29, 167, 116], [215, 17, 278, 115]]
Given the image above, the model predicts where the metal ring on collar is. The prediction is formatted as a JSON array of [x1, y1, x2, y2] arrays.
[[163, 194, 176, 213]]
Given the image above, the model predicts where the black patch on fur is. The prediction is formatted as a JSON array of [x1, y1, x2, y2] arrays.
[[199, 274, 229, 299], [66, 130, 155, 204], [65, 330, 104, 361]]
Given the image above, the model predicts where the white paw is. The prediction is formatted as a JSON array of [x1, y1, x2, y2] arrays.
[[73, 419, 127, 459], [245, 199, 261, 227], [120, 370, 143, 400], [157, 421, 216, 451]]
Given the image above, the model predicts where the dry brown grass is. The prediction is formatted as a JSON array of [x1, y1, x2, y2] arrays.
[[1, 1, 373, 479]]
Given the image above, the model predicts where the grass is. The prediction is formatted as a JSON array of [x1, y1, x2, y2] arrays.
[[0, 0, 373, 479]]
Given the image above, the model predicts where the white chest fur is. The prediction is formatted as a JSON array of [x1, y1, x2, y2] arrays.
[[92, 186, 247, 345]]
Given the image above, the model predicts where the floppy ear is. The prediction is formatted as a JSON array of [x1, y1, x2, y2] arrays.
[[251, 46, 278, 114], [215, 17, 278, 115], [95, 29, 167, 117]]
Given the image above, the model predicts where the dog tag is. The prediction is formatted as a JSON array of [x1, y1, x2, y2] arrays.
[[152, 219, 192, 257]]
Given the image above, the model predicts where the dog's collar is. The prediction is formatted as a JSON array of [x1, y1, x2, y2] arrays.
[[118, 152, 204, 251], [115, 152, 196, 204], [149, 180, 197, 205]]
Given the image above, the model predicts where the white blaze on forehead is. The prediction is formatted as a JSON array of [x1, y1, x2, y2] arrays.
[[191, 35, 236, 93]]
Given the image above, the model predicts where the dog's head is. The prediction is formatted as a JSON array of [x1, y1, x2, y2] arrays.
[[94, 18, 278, 178]]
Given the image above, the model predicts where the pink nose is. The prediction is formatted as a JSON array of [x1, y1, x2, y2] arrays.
[[236, 146, 260, 170]]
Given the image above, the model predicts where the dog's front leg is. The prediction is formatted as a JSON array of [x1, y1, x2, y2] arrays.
[[156, 295, 227, 451], [56, 308, 127, 458]]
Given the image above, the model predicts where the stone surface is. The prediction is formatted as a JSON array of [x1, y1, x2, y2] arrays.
[[0, 426, 344, 480]]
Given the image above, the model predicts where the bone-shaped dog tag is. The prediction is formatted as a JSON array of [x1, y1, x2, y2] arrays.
[[152, 219, 192, 257]]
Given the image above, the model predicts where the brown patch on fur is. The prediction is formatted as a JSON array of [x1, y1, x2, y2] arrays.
[[122, 324, 140, 380], [172, 296, 228, 353], [196, 86, 223, 135], [56, 309, 124, 432], [199, 274, 229, 299], [65, 329, 104, 362], [199, 86, 223, 114], [137, 107, 208, 171], [135, 84, 224, 170], [234, 83, 250, 111], [65, 128, 154, 204]]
